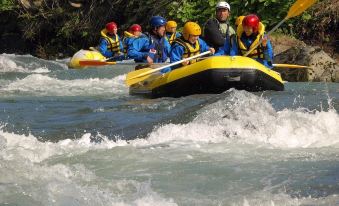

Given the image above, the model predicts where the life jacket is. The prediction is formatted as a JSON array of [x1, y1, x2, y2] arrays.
[[144, 32, 167, 63], [203, 18, 235, 50], [166, 32, 177, 44], [122, 31, 138, 55], [100, 29, 122, 54], [202, 18, 232, 38], [173, 36, 200, 64], [237, 22, 265, 59]]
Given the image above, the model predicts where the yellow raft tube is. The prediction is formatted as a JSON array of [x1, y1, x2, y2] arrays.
[[68, 49, 106, 69], [128, 56, 284, 98]]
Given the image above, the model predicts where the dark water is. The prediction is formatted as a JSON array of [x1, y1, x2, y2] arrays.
[[0, 53, 338, 206]]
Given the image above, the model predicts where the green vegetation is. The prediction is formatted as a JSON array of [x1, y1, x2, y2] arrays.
[[168, 0, 295, 28], [0, 0, 335, 59], [0, 0, 16, 11]]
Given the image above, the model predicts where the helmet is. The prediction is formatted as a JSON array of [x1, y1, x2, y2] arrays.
[[128, 24, 142, 32], [216, 1, 230, 11], [166, 20, 177, 31], [150, 16, 167, 28], [242, 14, 260, 33], [182, 22, 201, 40], [235, 16, 245, 26], [106, 22, 117, 32]]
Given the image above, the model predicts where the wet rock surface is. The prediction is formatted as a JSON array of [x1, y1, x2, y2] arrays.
[[274, 45, 338, 82]]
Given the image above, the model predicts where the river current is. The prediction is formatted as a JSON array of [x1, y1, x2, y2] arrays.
[[0, 53, 338, 205]]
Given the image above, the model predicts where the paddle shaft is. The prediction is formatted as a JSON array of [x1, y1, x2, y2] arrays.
[[273, 63, 310, 69], [244, 0, 316, 57], [243, 18, 287, 57], [147, 51, 211, 73]]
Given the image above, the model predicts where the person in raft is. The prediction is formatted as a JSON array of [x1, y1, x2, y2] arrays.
[[170, 22, 215, 70], [165, 20, 181, 45], [236, 14, 274, 68], [127, 16, 171, 64], [98, 21, 125, 61], [202, 1, 236, 53], [122, 24, 144, 59]]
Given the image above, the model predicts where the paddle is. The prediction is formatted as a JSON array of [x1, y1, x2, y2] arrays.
[[78, 60, 169, 67], [273, 63, 310, 69], [78, 60, 117, 66], [125, 51, 211, 86], [244, 0, 317, 57]]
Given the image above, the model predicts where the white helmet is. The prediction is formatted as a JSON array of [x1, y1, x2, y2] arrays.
[[216, 1, 230, 11]]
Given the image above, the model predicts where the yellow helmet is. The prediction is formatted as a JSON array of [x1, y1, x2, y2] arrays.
[[182, 22, 201, 40], [235, 16, 245, 26], [166, 20, 177, 31]]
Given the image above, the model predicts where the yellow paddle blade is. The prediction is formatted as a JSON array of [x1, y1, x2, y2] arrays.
[[79, 60, 117, 66], [125, 68, 154, 86], [273, 63, 310, 69], [286, 0, 317, 19]]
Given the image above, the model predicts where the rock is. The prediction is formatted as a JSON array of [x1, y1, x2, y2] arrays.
[[274, 45, 338, 82], [335, 70, 339, 83], [270, 35, 306, 56]]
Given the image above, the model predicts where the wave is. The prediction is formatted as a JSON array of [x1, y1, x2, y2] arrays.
[[0, 53, 67, 73], [0, 73, 128, 96], [137, 90, 339, 149], [0, 130, 177, 205]]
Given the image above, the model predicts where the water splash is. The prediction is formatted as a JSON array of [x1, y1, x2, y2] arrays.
[[0, 53, 68, 73], [0, 74, 128, 96], [137, 90, 339, 149]]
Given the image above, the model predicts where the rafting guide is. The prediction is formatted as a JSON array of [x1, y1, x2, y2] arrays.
[[203, 1, 236, 52]]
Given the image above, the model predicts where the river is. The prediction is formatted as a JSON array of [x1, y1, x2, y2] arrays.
[[0, 53, 338, 205]]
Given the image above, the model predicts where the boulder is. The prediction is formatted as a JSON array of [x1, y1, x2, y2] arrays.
[[274, 45, 338, 82]]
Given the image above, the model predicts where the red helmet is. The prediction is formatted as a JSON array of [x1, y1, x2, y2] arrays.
[[128, 24, 142, 32], [242, 14, 260, 33], [106, 22, 117, 32]]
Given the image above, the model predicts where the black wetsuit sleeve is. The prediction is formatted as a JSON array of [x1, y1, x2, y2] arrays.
[[203, 19, 226, 48]]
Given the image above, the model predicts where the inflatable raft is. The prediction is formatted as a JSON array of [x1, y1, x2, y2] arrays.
[[68, 49, 106, 69], [126, 56, 284, 98]]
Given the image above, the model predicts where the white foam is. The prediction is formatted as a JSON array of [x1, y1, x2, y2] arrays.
[[0, 130, 176, 205], [0, 53, 67, 72], [0, 129, 131, 164], [0, 74, 128, 96], [0, 55, 28, 73], [134, 90, 339, 149], [228, 192, 339, 206]]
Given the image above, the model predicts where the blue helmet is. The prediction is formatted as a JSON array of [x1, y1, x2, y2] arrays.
[[150, 16, 167, 28]]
